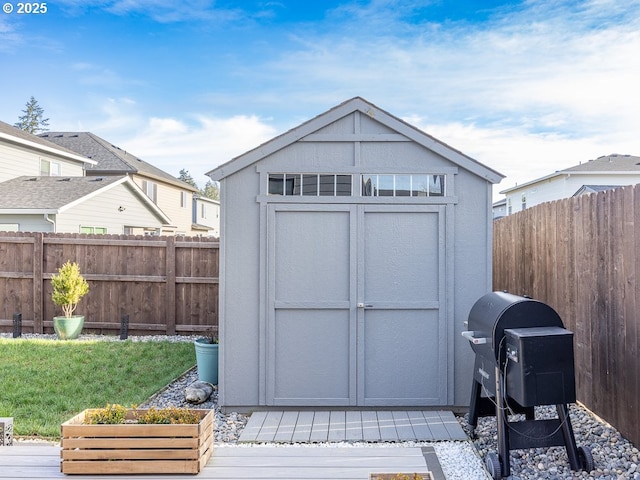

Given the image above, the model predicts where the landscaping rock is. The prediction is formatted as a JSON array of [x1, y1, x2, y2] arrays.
[[185, 381, 214, 404]]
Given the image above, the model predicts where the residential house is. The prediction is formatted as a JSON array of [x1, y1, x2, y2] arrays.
[[40, 132, 202, 235], [492, 198, 507, 219], [0, 175, 170, 233], [0, 120, 95, 181], [192, 195, 220, 237], [0, 120, 170, 234], [207, 97, 504, 410], [500, 154, 640, 215]]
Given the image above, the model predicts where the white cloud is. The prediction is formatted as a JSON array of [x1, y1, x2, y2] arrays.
[[118, 114, 278, 187]]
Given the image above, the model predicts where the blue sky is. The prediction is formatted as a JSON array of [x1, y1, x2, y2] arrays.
[[2, 0, 640, 198]]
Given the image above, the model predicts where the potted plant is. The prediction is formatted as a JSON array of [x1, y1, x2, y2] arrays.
[[194, 329, 218, 385], [51, 261, 89, 340]]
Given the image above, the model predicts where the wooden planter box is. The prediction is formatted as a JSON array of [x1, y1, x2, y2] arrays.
[[370, 474, 434, 480], [60, 409, 214, 475]]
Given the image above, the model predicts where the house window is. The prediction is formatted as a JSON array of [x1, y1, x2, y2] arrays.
[[40, 159, 61, 176], [361, 174, 445, 197], [521, 193, 527, 211], [141, 180, 158, 203], [507, 198, 512, 215], [80, 226, 107, 234], [201, 203, 206, 219], [268, 174, 352, 196], [180, 191, 187, 208], [0, 223, 19, 232]]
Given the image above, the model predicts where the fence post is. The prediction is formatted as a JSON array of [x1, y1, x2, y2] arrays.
[[165, 236, 176, 335], [33, 232, 44, 333]]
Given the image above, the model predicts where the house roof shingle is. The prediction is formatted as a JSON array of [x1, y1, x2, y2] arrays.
[[0, 175, 124, 210], [39, 132, 198, 192], [0, 121, 95, 165], [500, 154, 640, 195]]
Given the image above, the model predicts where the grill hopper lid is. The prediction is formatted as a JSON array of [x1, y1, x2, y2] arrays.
[[466, 291, 565, 361]]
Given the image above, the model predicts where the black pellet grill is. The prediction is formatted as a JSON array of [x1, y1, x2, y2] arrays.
[[462, 292, 594, 479]]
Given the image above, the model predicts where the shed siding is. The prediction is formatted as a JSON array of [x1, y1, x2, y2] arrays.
[[219, 168, 262, 406], [213, 100, 502, 410]]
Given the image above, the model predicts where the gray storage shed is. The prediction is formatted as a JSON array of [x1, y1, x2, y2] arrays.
[[207, 97, 503, 410]]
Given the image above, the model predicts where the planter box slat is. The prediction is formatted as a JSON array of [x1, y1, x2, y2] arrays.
[[62, 448, 201, 460], [62, 459, 202, 475], [61, 437, 200, 449], [60, 409, 214, 475]]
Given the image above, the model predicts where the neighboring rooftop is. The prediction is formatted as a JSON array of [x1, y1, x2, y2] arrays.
[[0, 121, 95, 165], [40, 132, 198, 192], [0, 175, 125, 210], [564, 154, 640, 173], [501, 153, 640, 194]]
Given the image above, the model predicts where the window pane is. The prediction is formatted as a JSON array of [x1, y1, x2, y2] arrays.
[[40, 160, 50, 176], [412, 175, 429, 197], [268, 174, 284, 195], [395, 175, 411, 197], [361, 175, 375, 196], [378, 175, 394, 196], [429, 175, 445, 196], [288, 174, 301, 195], [80, 226, 93, 234], [302, 174, 318, 195], [319, 175, 334, 196], [336, 175, 352, 196]]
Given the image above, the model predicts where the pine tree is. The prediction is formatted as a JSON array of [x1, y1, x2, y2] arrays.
[[202, 180, 220, 201], [178, 169, 199, 189], [14, 96, 50, 134]]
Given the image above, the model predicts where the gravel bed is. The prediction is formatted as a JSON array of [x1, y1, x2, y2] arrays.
[[457, 404, 640, 479], [6, 334, 639, 479]]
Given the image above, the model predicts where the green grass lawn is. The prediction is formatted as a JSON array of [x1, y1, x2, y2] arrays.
[[0, 338, 196, 440]]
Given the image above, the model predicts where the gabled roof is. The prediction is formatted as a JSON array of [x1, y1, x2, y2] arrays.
[[39, 132, 198, 192], [0, 121, 96, 166], [207, 97, 504, 183], [573, 184, 624, 196], [0, 175, 170, 222], [501, 154, 640, 194]]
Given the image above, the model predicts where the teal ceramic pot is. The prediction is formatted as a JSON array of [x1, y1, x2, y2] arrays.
[[53, 315, 84, 340], [194, 338, 219, 385]]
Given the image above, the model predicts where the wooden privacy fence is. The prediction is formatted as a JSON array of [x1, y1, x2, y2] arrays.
[[0, 232, 219, 336], [493, 184, 640, 447]]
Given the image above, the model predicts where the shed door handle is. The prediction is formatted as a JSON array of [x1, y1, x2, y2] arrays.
[[357, 303, 374, 308]]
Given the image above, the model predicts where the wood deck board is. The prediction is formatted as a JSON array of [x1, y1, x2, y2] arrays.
[[0, 445, 440, 480], [238, 410, 465, 444]]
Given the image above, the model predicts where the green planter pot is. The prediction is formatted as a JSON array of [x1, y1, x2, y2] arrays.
[[53, 315, 85, 340], [194, 338, 219, 385]]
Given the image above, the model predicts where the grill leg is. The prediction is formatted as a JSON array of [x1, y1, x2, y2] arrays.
[[495, 366, 510, 478], [468, 378, 482, 436], [557, 404, 580, 471]]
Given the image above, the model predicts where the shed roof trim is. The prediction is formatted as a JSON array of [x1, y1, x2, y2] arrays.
[[207, 97, 504, 184]]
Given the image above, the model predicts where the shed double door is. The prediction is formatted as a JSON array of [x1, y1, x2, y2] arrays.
[[266, 203, 448, 406]]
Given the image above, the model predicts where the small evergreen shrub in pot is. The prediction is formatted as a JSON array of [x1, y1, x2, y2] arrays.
[[51, 261, 89, 340]]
